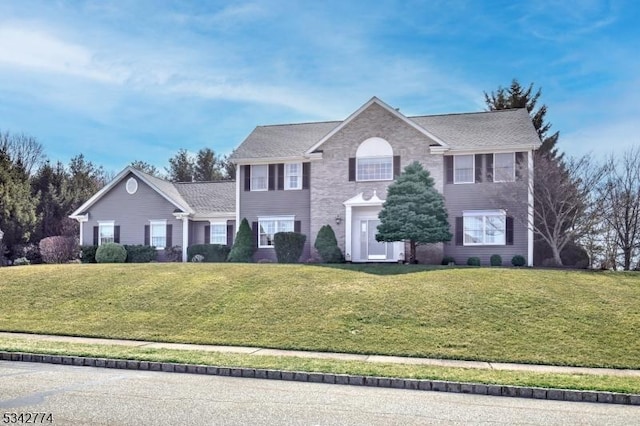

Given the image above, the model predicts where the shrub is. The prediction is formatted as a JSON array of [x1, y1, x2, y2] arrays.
[[95, 243, 127, 263], [187, 244, 230, 262], [560, 241, 590, 269], [13, 257, 30, 266], [39, 236, 79, 264], [511, 255, 526, 267], [467, 257, 481, 267], [227, 218, 255, 262], [0, 242, 7, 266], [274, 232, 306, 263], [19, 244, 42, 264], [191, 254, 205, 262], [124, 245, 158, 263], [314, 225, 344, 263], [441, 255, 456, 265], [165, 245, 182, 262], [80, 245, 98, 263], [490, 254, 502, 267]]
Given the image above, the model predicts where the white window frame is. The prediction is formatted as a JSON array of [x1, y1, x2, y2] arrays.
[[98, 221, 114, 246], [463, 210, 506, 246], [356, 156, 393, 182], [150, 220, 167, 249], [284, 163, 302, 190], [493, 152, 516, 182], [258, 216, 295, 248], [454, 155, 474, 184], [250, 164, 268, 191], [210, 222, 227, 245]]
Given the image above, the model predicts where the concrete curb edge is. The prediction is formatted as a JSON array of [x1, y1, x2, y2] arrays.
[[2, 351, 639, 406]]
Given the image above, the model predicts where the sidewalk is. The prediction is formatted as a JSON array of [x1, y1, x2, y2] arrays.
[[2, 331, 639, 378]]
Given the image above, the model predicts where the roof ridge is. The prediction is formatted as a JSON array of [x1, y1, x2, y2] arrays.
[[175, 180, 236, 185], [257, 120, 341, 128], [409, 108, 526, 119]]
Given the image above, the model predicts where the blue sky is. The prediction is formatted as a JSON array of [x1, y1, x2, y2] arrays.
[[0, 0, 638, 173]]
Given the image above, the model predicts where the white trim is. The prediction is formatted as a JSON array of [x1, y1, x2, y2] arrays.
[[356, 156, 393, 182], [527, 150, 534, 267], [97, 221, 115, 246], [453, 154, 474, 184], [209, 221, 227, 245], [445, 145, 539, 155], [257, 216, 295, 249], [181, 216, 189, 262], [149, 220, 167, 249], [235, 174, 240, 233], [233, 156, 307, 165], [125, 177, 138, 194], [462, 210, 506, 246], [250, 164, 268, 192], [284, 162, 302, 190], [493, 152, 516, 183]]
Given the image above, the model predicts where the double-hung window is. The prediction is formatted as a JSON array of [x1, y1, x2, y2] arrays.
[[494, 153, 515, 182], [357, 157, 393, 181], [251, 165, 268, 191], [98, 221, 114, 245], [285, 163, 302, 190], [210, 223, 227, 245], [454, 155, 474, 184], [150, 220, 167, 248], [463, 210, 506, 245], [258, 216, 294, 248]]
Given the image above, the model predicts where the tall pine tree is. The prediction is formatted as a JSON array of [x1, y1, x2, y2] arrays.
[[376, 161, 451, 263]]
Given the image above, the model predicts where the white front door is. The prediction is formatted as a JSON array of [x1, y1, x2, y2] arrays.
[[361, 219, 387, 260]]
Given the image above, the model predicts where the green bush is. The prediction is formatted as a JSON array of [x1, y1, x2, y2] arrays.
[[39, 236, 79, 264], [511, 255, 526, 267], [274, 232, 306, 263], [95, 243, 127, 263], [467, 257, 481, 267], [227, 218, 255, 262], [441, 255, 456, 265], [490, 254, 502, 266], [187, 244, 230, 262], [80, 245, 98, 263], [314, 225, 344, 263], [124, 245, 157, 263]]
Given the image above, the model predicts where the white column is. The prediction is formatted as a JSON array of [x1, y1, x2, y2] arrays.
[[344, 205, 352, 261], [182, 216, 189, 262], [527, 150, 534, 267]]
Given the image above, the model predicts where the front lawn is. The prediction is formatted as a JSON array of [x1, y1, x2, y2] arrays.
[[0, 263, 638, 368]]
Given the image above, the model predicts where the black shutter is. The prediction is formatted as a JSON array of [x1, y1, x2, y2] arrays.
[[486, 154, 494, 183], [475, 154, 483, 183], [244, 165, 251, 191], [114, 226, 120, 243], [277, 164, 284, 190], [226, 223, 234, 247], [204, 225, 210, 244], [455, 217, 463, 246], [445, 156, 453, 184], [144, 225, 150, 245], [515, 152, 526, 181], [294, 220, 301, 233], [93, 226, 98, 245], [348, 158, 356, 181], [166, 224, 172, 247], [252, 222, 258, 248], [393, 156, 401, 178], [302, 163, 310, 189], [268, 164, 276, 190], [506, 216, 514, 245]]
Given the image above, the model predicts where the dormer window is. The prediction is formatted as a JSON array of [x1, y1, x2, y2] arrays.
[[355, 137, 393, 182]]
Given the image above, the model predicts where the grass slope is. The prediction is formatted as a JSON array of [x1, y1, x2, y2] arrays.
[[1, 263, 638, 368]]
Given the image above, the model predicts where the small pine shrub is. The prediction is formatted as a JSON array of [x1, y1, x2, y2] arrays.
[[39, 236, 79, 264], [314, 225, 344, 263], [467, 256, 481, 267], [124, 245, 158, 263], [80, 245, 98, 263], [13, 257, 30, 266], [187, 244, 230, 262], [95, 243, 127, 263], [441, 255, 456, 265], [227, 218, 256, 262], [511, 254, 526, 267], [274, 232, 306, 263], [490, 254, 502, 266]]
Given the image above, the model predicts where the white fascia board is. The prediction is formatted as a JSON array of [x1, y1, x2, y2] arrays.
[[234, 156, 307, 166], [192, 212, 236, 220], [445, 145, 540, 155]]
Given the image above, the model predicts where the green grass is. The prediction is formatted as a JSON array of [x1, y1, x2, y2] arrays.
[[1, 337, 639, 394], [1, 263, 639, 369]]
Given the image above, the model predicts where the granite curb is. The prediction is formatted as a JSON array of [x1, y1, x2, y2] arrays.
[[2, 351, 639, 406]]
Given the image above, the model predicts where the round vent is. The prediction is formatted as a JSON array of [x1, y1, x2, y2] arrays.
[[126, 177, 138, 194]]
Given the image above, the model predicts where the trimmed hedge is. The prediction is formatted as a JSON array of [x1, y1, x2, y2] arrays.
[[96, 243, 127, 263], [274, 232, 306, 263], [511, 255, 526, 267], [39, 236, 78, 264], [187, 244, 230, 262], [124, 245, 157, 263], [467, 257, 481, 267], [80, 245, 98, 263], [490, 254, 502, 267], [314, 225, 344, 263]]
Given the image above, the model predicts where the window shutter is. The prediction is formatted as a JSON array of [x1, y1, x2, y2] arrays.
[[348, 158, 356, 181], [475, 155, 483, 183], [268, 164, 276, 190], [226, 223, 234, 247], [144, 225, 150, 245], [302, 163, 310, 189], [114, 226, 120, 243], [455, 217, 463, 246], [252, 222, 258, 248], [393, 156, 401, 178], [166, 224, 172, 247], [506, 216, 514, 245], [244, 165, 251, 191], [515, 152, 526, 181], [445, 157, 454, 184], [294, 220, 301, 233], [277, 164, 284, 190], [204, 225, 210, 244], [93, 226, 98, 246], [486, 154, 494, 183]]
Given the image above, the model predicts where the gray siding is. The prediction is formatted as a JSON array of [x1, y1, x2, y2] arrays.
[[239, 166, 311, 261]]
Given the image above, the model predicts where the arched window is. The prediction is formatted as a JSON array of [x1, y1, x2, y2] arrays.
[[355, 137, 393, 181]]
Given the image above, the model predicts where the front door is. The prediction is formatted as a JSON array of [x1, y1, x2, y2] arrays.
[[362, 219, 387, 260]]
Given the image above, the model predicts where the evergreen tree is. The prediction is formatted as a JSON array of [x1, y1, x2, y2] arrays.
[[130, 160, 160, 177], [376, 161, 452, 263], [31, 161, 74, 240], [194, 148, 224, 181], [227, 218, 256, 262], [314, 224, 344, 263], [165, 149, 195, 182], [484, 79, 559, 158]]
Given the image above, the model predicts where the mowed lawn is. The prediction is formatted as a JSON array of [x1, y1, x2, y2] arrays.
[[0, 263, 638, 369]]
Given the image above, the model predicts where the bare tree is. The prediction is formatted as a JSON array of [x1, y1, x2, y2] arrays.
[[0, 131, 46, 175]]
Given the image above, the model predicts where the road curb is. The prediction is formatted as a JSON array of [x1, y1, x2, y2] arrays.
[[2, 351, 639, 406]]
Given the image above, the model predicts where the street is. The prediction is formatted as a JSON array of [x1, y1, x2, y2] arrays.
[[1, 361, 638, 425]]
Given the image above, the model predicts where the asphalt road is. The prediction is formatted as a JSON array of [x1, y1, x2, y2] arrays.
[[1, 361, 638, 425]]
